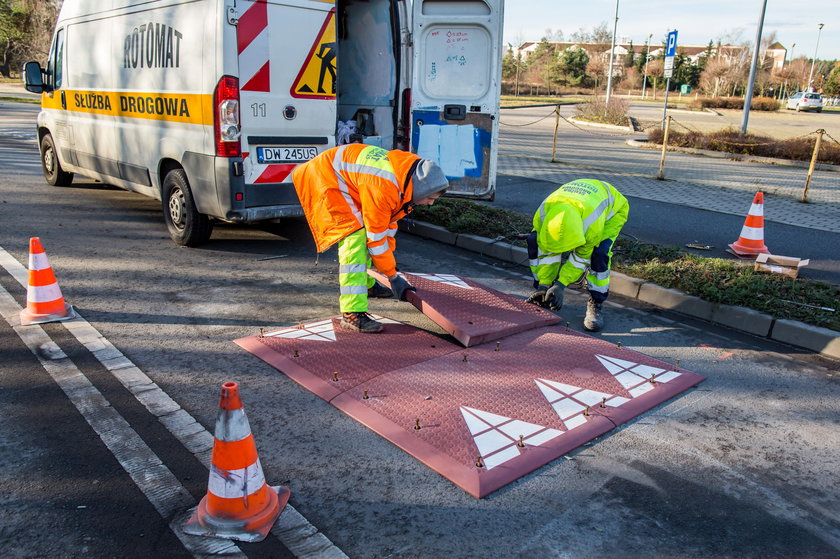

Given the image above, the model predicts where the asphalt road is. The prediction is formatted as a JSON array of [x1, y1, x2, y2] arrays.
[[1, 102, 840, 558]]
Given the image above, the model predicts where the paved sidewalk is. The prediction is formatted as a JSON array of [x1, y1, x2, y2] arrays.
[[498, 106, 840, 233], [497, 155, 840, 233]]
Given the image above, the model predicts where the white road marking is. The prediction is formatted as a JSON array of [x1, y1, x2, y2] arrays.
[[0, 283, 245, 559], [0, 247, 348, 559]]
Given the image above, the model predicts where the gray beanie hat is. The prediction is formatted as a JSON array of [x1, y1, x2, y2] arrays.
[[410, 159, 449, 203]]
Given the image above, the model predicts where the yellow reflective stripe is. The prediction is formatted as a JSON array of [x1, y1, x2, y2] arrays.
[[41, 89, 213, 125]]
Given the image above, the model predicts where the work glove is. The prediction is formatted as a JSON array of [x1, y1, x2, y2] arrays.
[[388, 274, 416, 301], [526, 285, 549, 307], [544, 282, 565, 311]]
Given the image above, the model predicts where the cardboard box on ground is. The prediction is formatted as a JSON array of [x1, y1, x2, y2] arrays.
[[754, 254, 810, 279]]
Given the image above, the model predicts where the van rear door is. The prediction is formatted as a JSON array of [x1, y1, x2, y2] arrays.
[[409, 0, 503, 200], [236, 0, 336, 210]]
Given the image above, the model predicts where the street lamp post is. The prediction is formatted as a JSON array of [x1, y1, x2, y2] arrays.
[[605, 0, 620, 104], [641, 33, 652, 99], [807, 23, 824, 91], [740, 0, 767, 133]]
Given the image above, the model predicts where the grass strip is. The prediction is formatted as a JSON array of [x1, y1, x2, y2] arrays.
[[647, 126, 840, 165]]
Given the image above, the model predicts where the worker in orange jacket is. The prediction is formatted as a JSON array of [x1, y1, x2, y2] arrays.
[[293, 144, 449, 333]]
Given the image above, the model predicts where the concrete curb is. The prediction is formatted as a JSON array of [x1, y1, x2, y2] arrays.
[[399, 219, 840, 361], [567, 116, 638, 133], [626, 138, 840, 173]]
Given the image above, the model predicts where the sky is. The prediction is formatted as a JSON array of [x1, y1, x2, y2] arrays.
[[504, 0, 840, 60]]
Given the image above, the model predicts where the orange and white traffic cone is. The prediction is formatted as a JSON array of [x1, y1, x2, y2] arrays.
[[19, 237, 75, 326], [184, 382, 289, 542], [727, 192, 770, 258]]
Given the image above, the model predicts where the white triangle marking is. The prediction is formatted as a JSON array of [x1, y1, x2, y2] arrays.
[[463, 406, 510, 426], [596, 354, 639, 370], [595, 354, 682, 394], [412, 273, 472, 289], [595, 355, 629, 376], [536, 381, 562, 402], [460, 406, 565, 470], [497, 419, 544, 439], [538, 378, 583, 396], [460, 407, 491, 435], [271, 320, 337, 342]]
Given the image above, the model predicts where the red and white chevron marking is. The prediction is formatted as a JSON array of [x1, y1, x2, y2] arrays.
[[242, 152, 297, 184], [238, 0, 270, 92]]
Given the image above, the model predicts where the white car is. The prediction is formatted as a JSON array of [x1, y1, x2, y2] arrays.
[[786, 92, 823, 112]]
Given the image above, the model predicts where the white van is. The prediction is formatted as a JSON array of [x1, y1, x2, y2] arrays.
[[24, 0, 503, 246]]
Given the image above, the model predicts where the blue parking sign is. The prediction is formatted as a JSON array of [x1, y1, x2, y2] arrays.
[[666, 30, 678, 57]]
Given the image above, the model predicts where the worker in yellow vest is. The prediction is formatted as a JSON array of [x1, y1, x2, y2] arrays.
[[293, 144, 448, 333], [526, 179, 629, 332]]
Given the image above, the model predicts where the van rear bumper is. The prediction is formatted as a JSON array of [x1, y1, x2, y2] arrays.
[[183, 152, 305, 223], [225, 205, 305, 222]]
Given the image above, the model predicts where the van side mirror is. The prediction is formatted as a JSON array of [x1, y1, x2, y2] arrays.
[[23, 61, 45, 93]]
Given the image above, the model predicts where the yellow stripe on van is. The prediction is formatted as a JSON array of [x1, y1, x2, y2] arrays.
[[41, 90, 214, 126]]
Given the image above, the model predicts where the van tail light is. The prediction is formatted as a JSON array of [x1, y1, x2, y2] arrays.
[[400, 88, 411, 150], [214, 75, 241, 157]]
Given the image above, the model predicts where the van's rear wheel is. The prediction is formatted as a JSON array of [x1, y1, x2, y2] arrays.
[[162, 169, 212, 246], [40, 133, 73, 186]]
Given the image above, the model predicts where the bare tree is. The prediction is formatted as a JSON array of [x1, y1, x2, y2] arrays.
[[0, 0, 61, 75], [700, 58, 731, 97], [646, 59, 664, 100], [586, 56, 606, 91], [542, 28, 564, 42]]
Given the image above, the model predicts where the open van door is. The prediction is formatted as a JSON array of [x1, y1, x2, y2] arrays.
[[410, 0, 503, 200]]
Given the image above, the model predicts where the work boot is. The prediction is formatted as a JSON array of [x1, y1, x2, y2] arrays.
[[583, 298, 604, 332], [368, 281, 393, 298], [340, 312, 384, 333]]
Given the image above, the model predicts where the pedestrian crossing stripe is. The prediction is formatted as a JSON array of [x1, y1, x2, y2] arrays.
[[460, 406, 563, 470], [290, 8, 336, 100], [412, 273, 473, 289], [595, 354, 681, 397], [265, 315, 400, 342]]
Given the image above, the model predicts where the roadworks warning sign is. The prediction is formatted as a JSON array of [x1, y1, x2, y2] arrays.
[[290, 9, 336, 99]]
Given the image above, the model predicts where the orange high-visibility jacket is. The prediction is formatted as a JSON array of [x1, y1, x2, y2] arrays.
[[292, 144, 422, 278]]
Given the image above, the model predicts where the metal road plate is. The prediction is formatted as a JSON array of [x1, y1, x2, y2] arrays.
[[236, 319, 705, 498], [369, 271, 561, 347]]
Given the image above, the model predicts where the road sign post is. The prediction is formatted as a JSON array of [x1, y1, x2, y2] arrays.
[[662, 30, 678, 129]]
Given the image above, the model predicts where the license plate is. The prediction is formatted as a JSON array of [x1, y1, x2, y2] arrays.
[[256, 146, 318, 164]]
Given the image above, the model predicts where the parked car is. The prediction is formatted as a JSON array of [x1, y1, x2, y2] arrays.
[[786, 92, 823, 112]]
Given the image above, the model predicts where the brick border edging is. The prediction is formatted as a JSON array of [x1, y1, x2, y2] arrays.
[[400, 220, 840, 361]]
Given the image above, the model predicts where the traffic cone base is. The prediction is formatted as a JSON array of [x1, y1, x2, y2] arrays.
[[183, 381, 288, 543], [20, 303, 76, 326], [727, 192, 769, 258], [184, 485, 290, 542], [19, 237, 75, 326]]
